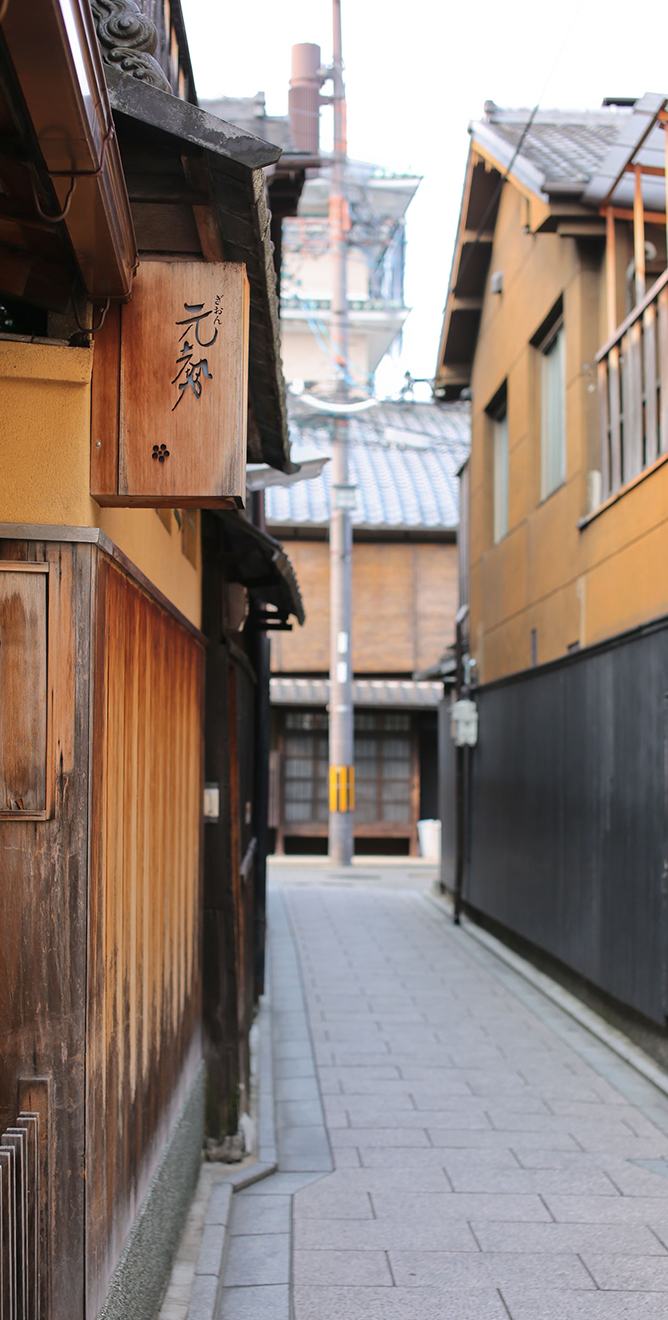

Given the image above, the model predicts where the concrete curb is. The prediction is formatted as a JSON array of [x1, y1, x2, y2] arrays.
[[419, 888, 668, 1104], [183, 992, 278, 1320]]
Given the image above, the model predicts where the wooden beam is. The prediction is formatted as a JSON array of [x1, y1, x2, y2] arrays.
[[665, 124, 668, 263], [606, 208, 617, 337], [634, 164, 646, 302], [624, 163, 666, 177], [461, 230, 494, 245], [451, 296, 483, 312], [602, 206, 667, 225]]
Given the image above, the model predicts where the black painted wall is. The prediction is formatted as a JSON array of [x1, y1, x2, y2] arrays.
[[466, 616, 668, 1025]]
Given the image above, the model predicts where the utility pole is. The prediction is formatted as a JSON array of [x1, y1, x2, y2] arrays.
[[328, 0, 354, 865]]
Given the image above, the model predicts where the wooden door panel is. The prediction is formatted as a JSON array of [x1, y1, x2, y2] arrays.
[[0, 564, 48, 816]]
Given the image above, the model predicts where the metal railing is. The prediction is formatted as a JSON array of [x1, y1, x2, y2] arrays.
[[0, 1112, 39, 1320], [596, 267, 668, 498]]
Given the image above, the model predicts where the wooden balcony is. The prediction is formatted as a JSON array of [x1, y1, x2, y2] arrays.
[[596, 267, 668, 497]]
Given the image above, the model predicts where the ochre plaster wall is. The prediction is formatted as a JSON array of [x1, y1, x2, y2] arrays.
[[467, 183, 668, 682], [0, 339, 201, 626], [270, 537, 458, 675]]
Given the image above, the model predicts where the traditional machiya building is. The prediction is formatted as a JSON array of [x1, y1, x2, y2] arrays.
[[436, 95, 668, 1042], [0, 3, 303, 1318], [265, 397, 469, 855]]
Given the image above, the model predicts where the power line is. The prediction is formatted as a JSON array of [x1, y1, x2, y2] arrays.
[[450, 0, 587, 295]]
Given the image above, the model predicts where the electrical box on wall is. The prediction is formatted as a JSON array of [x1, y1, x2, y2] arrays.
[[91, 261, 249, 508], [451, 698, 478, 747]]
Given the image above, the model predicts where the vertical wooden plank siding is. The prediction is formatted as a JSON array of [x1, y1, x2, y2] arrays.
[[607, 345, 622, 492], [658, 286, 668, 456], [598, 361, 611, 497], [86, 555, 204, 1320], [0, 539, 93, 1320], [624, 323, 644, 481], [643, 304, 658, 467]]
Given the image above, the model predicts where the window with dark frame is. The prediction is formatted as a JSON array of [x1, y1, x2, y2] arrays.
[[281, 709, 413, 827], [487, 383, 509, 545], [531, 297, 566, 503]]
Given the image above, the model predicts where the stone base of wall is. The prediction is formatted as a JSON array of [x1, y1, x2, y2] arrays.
[[98, 1060, 205, 1320]]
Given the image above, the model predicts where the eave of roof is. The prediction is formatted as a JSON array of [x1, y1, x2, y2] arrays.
[[215, 511, 305, 625], [106, 68, 293, 472], [434, 99, 667, 398]]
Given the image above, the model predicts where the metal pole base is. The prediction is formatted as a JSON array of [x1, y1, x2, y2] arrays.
[[329, 811, 353, 866]]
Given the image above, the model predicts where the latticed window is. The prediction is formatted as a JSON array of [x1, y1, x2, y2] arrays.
[[354, 712, 412, 824], [283, 710, 329, 823], [281, 709, 413, 826]]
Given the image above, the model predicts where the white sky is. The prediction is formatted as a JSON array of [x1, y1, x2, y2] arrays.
[[181, 0, 668, 397]]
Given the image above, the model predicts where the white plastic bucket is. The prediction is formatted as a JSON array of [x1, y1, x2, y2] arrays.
[[417, 818, 441, 861]]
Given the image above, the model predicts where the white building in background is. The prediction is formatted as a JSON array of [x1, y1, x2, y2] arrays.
[[199, 90, 419, 394], [280, 161, 419, 391]]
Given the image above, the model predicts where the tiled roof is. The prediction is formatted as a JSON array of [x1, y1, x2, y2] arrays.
[[270, 677, 443, 708], [473, 105, 627, 194], [265, 399, 470, 530]]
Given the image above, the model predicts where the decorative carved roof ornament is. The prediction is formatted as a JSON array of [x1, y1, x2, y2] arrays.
[[91, 0, 172, 94]]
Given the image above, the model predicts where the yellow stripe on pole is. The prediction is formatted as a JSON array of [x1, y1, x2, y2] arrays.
[[329, 766, 355, 812]]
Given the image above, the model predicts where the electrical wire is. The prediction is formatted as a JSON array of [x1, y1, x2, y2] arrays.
[[447, 0, 587, 296]]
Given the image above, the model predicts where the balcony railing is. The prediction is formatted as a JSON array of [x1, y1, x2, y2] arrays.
[[597, 267, 668, 498]]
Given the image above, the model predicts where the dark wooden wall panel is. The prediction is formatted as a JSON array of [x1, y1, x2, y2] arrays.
[[0, 538, 94, 1320], [85, 555, 204, 1319], [467, 618, 668, 1024]]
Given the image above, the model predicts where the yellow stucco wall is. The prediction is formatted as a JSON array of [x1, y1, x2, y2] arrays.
[[468, 183, 668, 682], [0, 338, 201, 626]]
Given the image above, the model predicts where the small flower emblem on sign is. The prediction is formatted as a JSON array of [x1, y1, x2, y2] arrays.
[[152, 444, 170, 462]]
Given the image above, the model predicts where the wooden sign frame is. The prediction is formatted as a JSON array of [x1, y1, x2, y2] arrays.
[[91, 261, 249, 508]]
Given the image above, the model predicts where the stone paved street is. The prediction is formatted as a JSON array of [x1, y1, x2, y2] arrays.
[[219, 868, 668, 1319]]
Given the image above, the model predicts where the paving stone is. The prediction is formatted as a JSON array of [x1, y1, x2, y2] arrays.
[[274, 1058, 316, 1079], [293, 1216, 478, 1252], [581, 1253, 668, 1290], [293, 1248, 393, 1286], [195, 1224, 226, 1277], [276, 1098, 324, 1128], [223, 1233, 290, 1287], [389, 1248, 593, 1289], [274, 1077, 322, 1103], [219, 1285, 289, 1319], [230, 1196, 291, 1236], [205, 1184, 233, 1228], [330, 1126, 430, 1147], [240, 1173, 324, 1196], [499, 1288, 668, 1319], [292, 1285, 509, 1318]]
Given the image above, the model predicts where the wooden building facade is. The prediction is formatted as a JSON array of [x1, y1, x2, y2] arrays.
[[265, 397, 468, 855], [0, 4, 303, 1318]]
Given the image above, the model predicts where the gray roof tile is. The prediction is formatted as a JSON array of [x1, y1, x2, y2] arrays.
[[265, 399, 470, 529]]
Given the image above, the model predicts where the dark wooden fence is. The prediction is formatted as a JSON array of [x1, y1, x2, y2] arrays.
[[466, 613, 668, 1025]]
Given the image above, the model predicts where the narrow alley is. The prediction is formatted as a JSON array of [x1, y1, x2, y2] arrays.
[[218, 867, 668, 1320]]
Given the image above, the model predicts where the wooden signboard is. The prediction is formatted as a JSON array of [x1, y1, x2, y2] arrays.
[[91, 261, 249, 507]]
